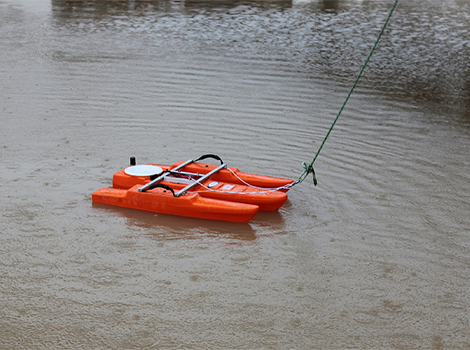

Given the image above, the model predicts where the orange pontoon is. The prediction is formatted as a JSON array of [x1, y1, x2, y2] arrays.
[[93, 185, 259, 223], [113, 154, 294, 193]]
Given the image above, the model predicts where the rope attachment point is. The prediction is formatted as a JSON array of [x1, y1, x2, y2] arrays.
[[298, 162, 317, 186]]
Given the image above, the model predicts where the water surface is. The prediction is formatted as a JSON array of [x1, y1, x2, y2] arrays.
[[1, 0, 470, 348]]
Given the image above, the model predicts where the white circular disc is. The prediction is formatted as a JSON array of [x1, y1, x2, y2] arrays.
[[124, 165, 163, 176]]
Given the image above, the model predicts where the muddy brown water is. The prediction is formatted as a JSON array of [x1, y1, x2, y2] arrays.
[[1, 0, 470, 348]]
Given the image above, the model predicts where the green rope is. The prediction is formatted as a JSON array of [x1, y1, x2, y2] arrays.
[[295, 0, 399, 186]]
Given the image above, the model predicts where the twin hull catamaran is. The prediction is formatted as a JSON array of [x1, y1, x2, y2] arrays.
[[92, 154, 294, 222]]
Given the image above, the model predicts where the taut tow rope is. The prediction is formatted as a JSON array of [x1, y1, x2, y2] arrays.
[[294, 0, 399, 187]]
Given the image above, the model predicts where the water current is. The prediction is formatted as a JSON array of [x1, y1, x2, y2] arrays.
[[1, 0, 470, 348]]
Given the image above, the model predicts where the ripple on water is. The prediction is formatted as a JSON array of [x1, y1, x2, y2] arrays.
[[2, 0, 470, 349]]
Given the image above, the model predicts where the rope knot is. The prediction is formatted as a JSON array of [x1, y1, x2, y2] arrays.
[[302, 162, 317, 186]]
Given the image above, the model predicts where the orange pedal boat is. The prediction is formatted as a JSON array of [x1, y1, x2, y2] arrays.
[[92, 154, 293, 222]]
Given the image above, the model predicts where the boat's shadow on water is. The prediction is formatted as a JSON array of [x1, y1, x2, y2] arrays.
[[92, 202, 286, 241]]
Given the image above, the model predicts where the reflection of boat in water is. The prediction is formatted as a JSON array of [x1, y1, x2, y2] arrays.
[[92, 155, 293, 222], [92, 201, 258, 240]]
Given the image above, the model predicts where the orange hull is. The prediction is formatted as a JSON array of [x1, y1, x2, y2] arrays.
[[92, 185, 259, 223]]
